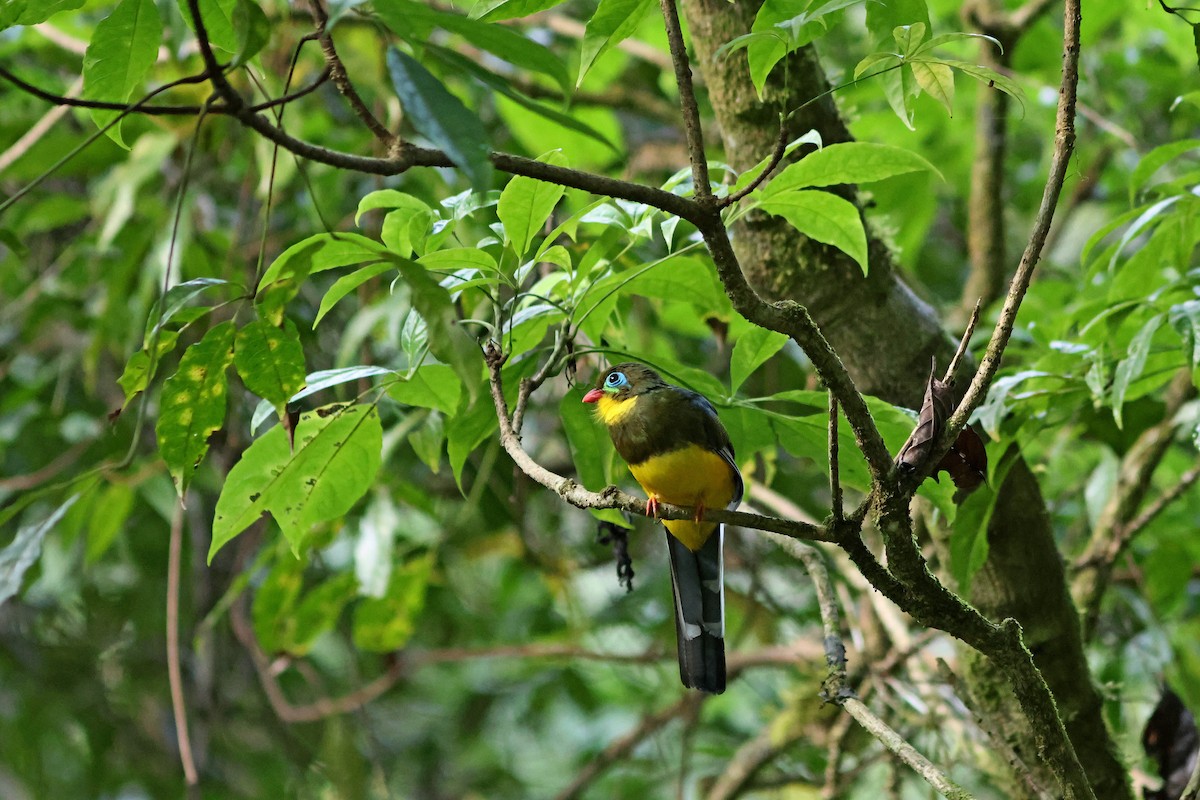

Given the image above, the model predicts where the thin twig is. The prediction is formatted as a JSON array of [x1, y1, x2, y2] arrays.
[[720, 123, 788, 207], [309, 0, 394, 143], [0, 63, 331, 116], [658, 0, 711, 197], [167, 499, 199, 785], [829, 394, 843, 523], [943, 300, 981, 387]]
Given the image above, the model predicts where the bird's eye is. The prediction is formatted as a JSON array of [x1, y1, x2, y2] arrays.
[[605, 371, 627, 388]]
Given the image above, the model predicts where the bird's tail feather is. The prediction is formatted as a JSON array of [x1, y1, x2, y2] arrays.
[[666, 526, 725, 694]]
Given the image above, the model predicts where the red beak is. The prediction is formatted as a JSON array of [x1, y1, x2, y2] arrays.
[[582, 388, 603, 403]]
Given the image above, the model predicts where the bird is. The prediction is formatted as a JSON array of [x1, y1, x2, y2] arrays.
[[583, 362, 743, 693]]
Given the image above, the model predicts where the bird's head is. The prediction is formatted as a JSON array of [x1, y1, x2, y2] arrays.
[[582, 363, 665, 423]]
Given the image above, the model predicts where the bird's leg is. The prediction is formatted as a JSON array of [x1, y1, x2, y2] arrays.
[[693, 499, 706, 524], [645, 495, 660, 519]]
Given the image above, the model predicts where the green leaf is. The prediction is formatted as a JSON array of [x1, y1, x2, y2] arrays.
[[232, 0, 269, 66], [578, 0, 655, 86], [1112, 314, 1165, 427], [879, 61, 918, 130], [498, 151, 568, 259], [287, 573, 358, 655], [396, 262, 482, 402], [314, 262, 396, 328], [892, 22, 927, 56], [409, 411, 446, 472], [4, 0, 84, 28], [85, 483, 135, 564], [472, 0, 566, 21], [1130, 139, 1200, 201], [1169, 300, 1200, 366], [252, 551, 304, 653], [355, 190, 431, 226], [560, 385, 612, 490], [376, 0, 570, 93], [0, 495, 79, 607], [764, 142, 940, 192], [910, 58, 955, 115], [156, 321, 236, 496], [178, 0, 238, 52], [757, 189, 869, 273], [257, 232, 394, 307], [147, 278, 231, 338], [730, 326, 789, 392], [388, 364, 463, 414], [210, 404, 384, 559], [353, 553, 435, 651], [234, 318, 307, 416], [738, 0, 863, 96], [866, 0, 929, 46], [426, 45, 619, 154], [118, 330, 181, 406], [386, 47, 493, 191], [83, 0, 164, 148], [446, 398, 499, 490]]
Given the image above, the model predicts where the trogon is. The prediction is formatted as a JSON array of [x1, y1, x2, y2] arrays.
[[583, 362, 743, 693]]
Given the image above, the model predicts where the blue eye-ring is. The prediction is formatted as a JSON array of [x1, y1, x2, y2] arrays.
[[605, 371, 627, 388]]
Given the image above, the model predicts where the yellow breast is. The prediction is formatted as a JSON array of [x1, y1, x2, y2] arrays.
[[629, 444, 737, 551], [593, 393, 639, 426]]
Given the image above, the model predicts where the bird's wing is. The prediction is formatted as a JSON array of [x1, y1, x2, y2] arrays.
[[682, 389, 744, 508]]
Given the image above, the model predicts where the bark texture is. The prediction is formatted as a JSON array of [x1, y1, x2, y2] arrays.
[[679, 1, 1130, 797]]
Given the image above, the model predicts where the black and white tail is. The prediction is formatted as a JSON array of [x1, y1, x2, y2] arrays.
[[665, 527, 725, 694]]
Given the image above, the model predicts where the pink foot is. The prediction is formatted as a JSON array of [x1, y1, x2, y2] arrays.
[[693, 500, 706, 523], [646, 496, 660, 519]]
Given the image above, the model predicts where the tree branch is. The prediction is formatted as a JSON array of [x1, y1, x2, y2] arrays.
[[307, 0, 393, 143], [658, 0, 711, 197]]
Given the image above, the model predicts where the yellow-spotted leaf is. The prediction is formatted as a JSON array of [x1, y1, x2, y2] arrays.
[[156, 321, 236, 496], [234, 318, 307, 416]]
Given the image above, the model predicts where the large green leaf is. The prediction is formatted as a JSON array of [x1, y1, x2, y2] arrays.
[[177, 0, 238, 52], [578, 0, 655, 85], [498, 151, 568, 259], [386, 47, 493, 191], [730, 326, 789, 393], [156, 321, 236, 496], [757, 189, 869, 273], [210, 404, 384, 559], [376, 0, 570, 92], [764, 142, 940, 192], [83, 0, 163, 147], [2, 0, 85, 29], [472, 0, 566, 21], [388, 364, 463, 414], [314, 262, 396, 328], [396, 262, 483, 403], [427, 46, 618, 154], [234, 318, 307, 415], [865, 0, 930, 46]]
